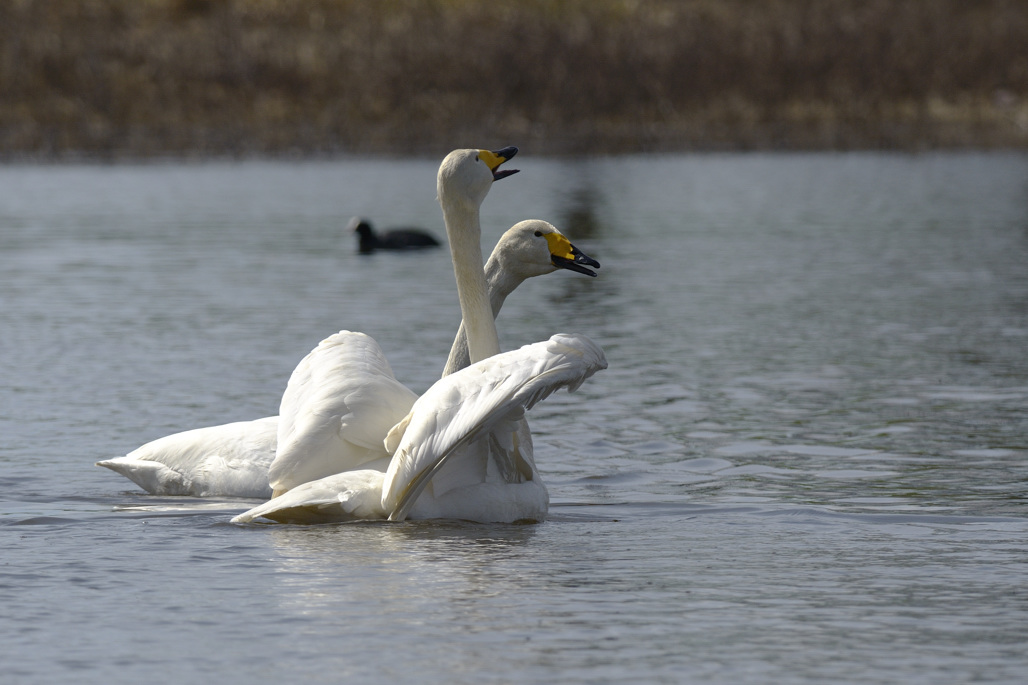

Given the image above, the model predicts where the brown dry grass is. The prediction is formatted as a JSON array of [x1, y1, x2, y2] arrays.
[[2, 0, 1027, 158]]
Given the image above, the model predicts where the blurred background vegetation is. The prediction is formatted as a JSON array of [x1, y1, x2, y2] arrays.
[[2, 0, 1027, 158]]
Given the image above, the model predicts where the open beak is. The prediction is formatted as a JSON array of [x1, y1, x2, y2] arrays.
[[478, 146, 520, 181], [552, 243, 600, 277]]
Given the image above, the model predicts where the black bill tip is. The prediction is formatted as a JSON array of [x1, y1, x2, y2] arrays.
[[493, 168, 520, 181], [491, 146, 518, 161], [491, 146, 519, 181], [552, 244, 601, 277]]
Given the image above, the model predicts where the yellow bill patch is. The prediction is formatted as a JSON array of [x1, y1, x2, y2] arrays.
[[477, 149, 509, 171], [544, 231, 575, 261]]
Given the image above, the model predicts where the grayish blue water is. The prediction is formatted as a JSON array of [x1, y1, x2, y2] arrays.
[[2, 153, 1027, 684]]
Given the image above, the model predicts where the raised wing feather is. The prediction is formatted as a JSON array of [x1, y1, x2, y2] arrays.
[[231, 469, 388, 524], [269, 331, 418, 492], [382, 333, 606, 520]]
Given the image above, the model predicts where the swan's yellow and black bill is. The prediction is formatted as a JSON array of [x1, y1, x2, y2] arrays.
[[548, 234, 600, 277], [479, 146, 520, 181]]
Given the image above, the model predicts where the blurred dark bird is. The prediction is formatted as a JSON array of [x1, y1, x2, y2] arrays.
[[348, 216, 441, 254]]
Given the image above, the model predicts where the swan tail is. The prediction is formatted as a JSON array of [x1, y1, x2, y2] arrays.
[[96, 457, 195, 496]]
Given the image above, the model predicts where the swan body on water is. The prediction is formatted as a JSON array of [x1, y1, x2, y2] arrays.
[[96, 220, 599, 499], [232, 333, 606, 523]]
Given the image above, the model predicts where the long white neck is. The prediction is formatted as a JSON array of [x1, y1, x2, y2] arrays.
[[442, 255, 519, 377], [443, 200, 500, 364]]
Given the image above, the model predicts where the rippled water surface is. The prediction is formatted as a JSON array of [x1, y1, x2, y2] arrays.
[[2, 153, 1027, 684]]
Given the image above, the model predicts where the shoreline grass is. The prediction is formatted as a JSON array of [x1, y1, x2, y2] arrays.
[[2, 0, 1026, 159]]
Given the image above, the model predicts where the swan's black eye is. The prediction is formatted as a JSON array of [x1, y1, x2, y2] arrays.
[[534, 231, 543, 237]]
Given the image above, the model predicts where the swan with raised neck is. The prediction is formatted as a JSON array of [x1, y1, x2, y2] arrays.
[[436, 147, 518, 364]]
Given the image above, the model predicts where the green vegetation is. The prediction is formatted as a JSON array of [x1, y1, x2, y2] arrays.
[[2, 0, 1026, 158]]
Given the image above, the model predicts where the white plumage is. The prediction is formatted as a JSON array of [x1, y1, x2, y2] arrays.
[[231, 333, 606, 523], [95, 220, 599, 499], [233, 148, 606, 523], [268, 331, 418, 494], [96, 417, 278, 498]]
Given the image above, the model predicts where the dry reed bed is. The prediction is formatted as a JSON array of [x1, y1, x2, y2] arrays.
[[1, 0, 1026, 158]]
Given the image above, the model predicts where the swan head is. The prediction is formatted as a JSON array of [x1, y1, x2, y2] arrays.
[[437, 147, 519, 213], [495, 220, 601, 279]]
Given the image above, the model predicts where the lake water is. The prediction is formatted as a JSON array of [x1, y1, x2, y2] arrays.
[[2, 153, 1027, 684]]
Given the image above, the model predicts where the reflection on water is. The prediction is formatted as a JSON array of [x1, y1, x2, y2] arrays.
[[267, 521, 540, 583], [1, 153, 1027, 684], [556, 186, 605, 241], [267, 523, 540, 617], [246, 504, 1028, 684]]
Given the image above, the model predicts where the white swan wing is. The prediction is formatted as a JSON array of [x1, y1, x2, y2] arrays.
[[382, 333, 607, 521], [231, 469, 388, 524], [96, 416, 278, 498], [268, 331, 418, 492]]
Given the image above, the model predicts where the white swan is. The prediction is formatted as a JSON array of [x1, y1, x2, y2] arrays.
[[233, 333, 605, 523], [233, 148, 607, 523], [97, 220, 599, 498]]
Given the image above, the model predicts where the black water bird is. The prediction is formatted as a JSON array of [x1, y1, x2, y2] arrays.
[[349, 216, 441, 254]]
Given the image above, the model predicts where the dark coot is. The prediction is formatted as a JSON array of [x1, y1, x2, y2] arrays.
[[348, 216, 441, 254]]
